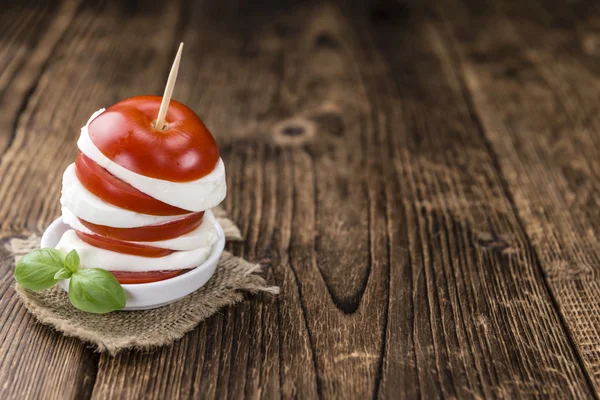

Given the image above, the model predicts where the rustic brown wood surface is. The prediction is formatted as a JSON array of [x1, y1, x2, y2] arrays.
[[0, 0, 599, 398]]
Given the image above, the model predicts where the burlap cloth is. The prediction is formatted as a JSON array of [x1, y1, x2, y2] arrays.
[[8, 208, 278, 355]]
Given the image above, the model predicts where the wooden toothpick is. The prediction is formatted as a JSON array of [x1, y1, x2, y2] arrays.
[[155, 42, 183, 130]]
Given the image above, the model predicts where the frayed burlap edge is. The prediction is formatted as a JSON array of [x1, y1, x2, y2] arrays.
[[8, 208, 278, 355]]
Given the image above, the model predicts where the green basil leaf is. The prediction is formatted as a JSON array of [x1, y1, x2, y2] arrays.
[[54, 268, 72, 280], [14, 248, 65, 291], [68, 268, 126, 314], [64, 250, 80, 273]]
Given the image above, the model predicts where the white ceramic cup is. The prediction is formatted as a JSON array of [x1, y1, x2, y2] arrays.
[[40, 217, 225, 310]]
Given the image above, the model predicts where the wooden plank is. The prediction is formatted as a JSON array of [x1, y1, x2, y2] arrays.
[[436, 0, 600, 393], [345, 1, 594, 397], [0, 240, 98, 400], [0, 1, 184, 399], [91, 1, 323, 398], [92, 0, 593, 399], [92, 0, 388, 398], [0, 0, 77, 155], [0, 2, 98, 400]]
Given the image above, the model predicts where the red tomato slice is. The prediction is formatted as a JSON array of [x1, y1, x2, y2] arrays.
[[75, 152, 189, 216], [110, 270, 184, 284], [79, 212, 204, 242], [88, 96, 219, 182], [76, 231, 174, 257]]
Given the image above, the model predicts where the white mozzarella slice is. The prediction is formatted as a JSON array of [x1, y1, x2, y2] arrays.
[[77, 108, 227, 212], [61, 164, 190, 228], [55, 222, 218, 272], [63, 208, 218, 251]]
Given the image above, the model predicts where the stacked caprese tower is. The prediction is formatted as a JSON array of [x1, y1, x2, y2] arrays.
[[56, 96, 226, 284]]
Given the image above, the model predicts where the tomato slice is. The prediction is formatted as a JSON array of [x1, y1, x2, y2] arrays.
[[110, 269, 184, 284], [79, 211, 204, 241], [75, 152, 189, 216], [76, 230, 174, 257], [88, 96, 219, 182]]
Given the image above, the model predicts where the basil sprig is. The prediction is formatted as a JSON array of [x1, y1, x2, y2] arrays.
[[14, 249, 126, 314]]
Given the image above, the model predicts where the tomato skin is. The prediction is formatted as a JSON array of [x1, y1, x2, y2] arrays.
[[79, 211, 204, 242], [88, 96, 219, 182], [76, 231, 174, 258], [110, 269, 185, 284], [75, 152, 189, 216]]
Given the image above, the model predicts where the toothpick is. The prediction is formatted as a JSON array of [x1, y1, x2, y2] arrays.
[[155, 42, 183, 130]]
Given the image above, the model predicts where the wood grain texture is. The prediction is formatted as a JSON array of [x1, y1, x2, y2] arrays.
[[0, 1, 185, 399], [0, 2, 99, 400], [437, 0, 600, 393], [350, 1, 593, 397], [0, 241, 99, 400], [0, 0, 599, 398], [0, 0, 76, 155]]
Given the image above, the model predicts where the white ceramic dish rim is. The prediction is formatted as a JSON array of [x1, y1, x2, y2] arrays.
[[40, 216, 225, 290]]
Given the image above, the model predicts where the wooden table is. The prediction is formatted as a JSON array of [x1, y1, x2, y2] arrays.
[[1, 0, 600, 398]]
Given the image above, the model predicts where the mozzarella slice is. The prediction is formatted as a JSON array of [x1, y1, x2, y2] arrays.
[[55, 218, 219, 272], [78, 108, 227, 212], [63, 207, 218, 251], [61, 164, 190, 228]]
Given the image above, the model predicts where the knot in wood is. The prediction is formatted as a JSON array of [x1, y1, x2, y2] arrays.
[[474, 231, 511, 253], [272, 118, 315, 147], [314, 32, 339, 49]]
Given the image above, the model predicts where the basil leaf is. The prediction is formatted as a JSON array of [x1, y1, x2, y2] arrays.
[[68, 268, 126, 314], [54, 268, 73, 280], [14, 248, 65, 291], [64, 250, 80, 273]]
